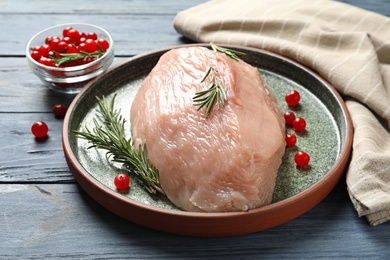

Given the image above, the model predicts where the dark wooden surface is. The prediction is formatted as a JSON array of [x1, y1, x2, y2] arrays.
[[1, 0, 390, 259]]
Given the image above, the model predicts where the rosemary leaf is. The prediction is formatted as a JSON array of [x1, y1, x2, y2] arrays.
[[193, 44, 246, 118], [193, 64, 227, 118], [52, 48, 106, 66], [74, 95, 164, 195], [210, 43, 246, 61], [201, 66, 213, 83]]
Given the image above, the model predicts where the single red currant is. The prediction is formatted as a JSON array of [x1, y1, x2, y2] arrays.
[[31, 121, 49, 138], [39, 57, 55, 66], [294, 151, 310, 167], [53, 104, 67, 118], [78, 42, 89, 53], [49, 38, 61, 52], [32, 45, 42, 52], [292, 117, 306, 132], [67, 28, 81, 45], [285, 90, 300, 107], [285, 133, 297, 147], [96, 38, 110, 51], [84, 38, 99, 53], [45, 36, 58, 45], [79, 37, 87, 44], [39, 44, 50, 57], [48, 50, 60, 59], [31, 50, 42, 61], [62, 26, 73, 37], [57, 40, 69, 53], [86, 32, 98, 40], [39, 57, 55, 67], [284, 111, 296, 125], [114, 173, 130, 190], [66, 44, 79, 54]]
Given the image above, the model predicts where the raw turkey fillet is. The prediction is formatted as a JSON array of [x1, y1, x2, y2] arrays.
[[130, 46, 285, 212]]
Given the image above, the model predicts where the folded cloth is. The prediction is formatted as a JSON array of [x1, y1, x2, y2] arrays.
[[174, 0, 390, 226]]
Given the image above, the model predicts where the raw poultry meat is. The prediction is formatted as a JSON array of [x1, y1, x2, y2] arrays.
[[130, 46, 285, 212]]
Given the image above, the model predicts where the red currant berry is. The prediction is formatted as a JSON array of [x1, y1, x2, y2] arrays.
[[284, 111, 296, 125], [53, 104, 67, 118], [31, 50, 42, 61], [86, 32, 98, 40], [285, 133, 297, 147], [114, 173, 130, 190], [285, 90, 300, 107], [292, 117, 306, 132], [57, 40, 69, 53], [49, 38, 61, 52], [62, 26, 73, 37], [85, 38, 99, 53], [294, 151, 310, 167], [63, 36, 71, 43], [39, 44, 50, 57], [78, 42, 89, 53], [45, 36, 58, 45], [96, 38, 110, 51], [46, 58, 56, 67], [31, 121, 49, 138], [67, 28, 81, 45], [48, 50, 60, 59], [66, 44, 79, 54], [39, 57, 55, 67], [32, 45, 41, 51], [38, 56, 46, 64]]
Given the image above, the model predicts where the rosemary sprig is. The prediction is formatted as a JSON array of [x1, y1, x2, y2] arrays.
[[74, 95, 164, 195], [52, 49, 106, 66], [192, 44, 245, 118], [211, 43, 246, 61], [193, 64, 227, 118]]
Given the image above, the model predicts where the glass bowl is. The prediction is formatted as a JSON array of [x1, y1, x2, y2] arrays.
[[26, 23, 114, 94]]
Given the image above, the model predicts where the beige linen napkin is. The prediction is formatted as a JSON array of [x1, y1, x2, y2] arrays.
[[174, 0, 390, 226]]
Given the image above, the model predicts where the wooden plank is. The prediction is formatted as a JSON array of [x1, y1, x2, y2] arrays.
[[0, 60, 78, 182], [0, 181, 389, 259], [0, 0, 207, 14], [3, 0, 389, 56], [340, 0, 390, 16], [0, 57, 126, 113], [0, 112, 73, 183], [3, 14, 195, 56], [0, 0, 387, 16]]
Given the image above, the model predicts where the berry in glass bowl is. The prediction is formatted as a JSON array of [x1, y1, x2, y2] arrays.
[[26, 23, 114, 94]]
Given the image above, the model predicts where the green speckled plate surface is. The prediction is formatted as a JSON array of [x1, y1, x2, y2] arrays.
[[62, 44, 352, 237]]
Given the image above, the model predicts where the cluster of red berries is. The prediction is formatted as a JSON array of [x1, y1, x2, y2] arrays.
[[30, 26, 110, 67], [283, 90, 310, 167]]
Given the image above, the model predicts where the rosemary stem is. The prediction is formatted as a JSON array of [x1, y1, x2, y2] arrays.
[[74, 95, 164, 196]]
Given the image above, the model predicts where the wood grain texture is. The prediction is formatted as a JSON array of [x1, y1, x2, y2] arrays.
[[1, 0, 388, 56], [1, 0, 390, 258], [0, 0, 203, 56], [1, 181, 389, 259]]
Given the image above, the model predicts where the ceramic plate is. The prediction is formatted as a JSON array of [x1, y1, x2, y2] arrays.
[[62, 44, 352, 237]]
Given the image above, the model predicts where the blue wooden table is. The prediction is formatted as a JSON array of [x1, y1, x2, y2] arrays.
[[1, 0, 389, 258]]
